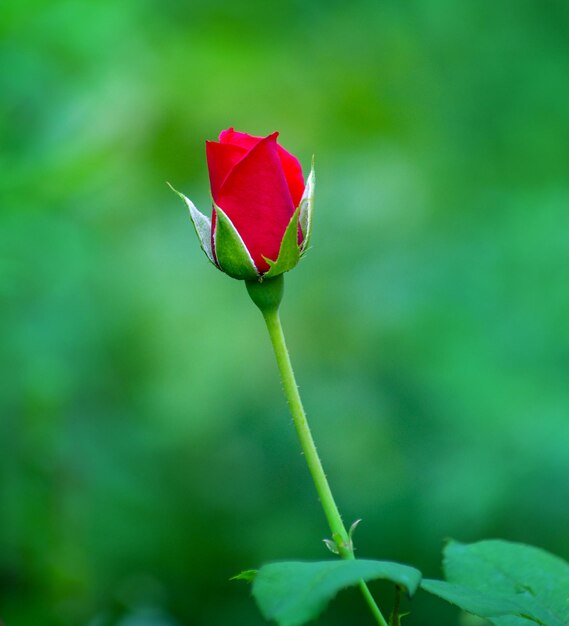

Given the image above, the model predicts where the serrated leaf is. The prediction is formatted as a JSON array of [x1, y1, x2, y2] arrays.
[[299, 161, 315, 253], [252, 559, 422, 626], [445, 540, 569, 626], [214, 203, 259, 280], [420, 580, 539, 623], [167, 183, 215, 264], [422, 540, 569, 626], [263, 207, 301, 279], [231, 569, 257, 582]]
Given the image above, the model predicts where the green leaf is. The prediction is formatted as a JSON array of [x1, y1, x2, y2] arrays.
[[446, 540, 569, 626], [299, 160, 315, 254], [263, 207, 301, 279], [422, 540, 569, 626], [167, 183, 215, 264], [252, 559, 422, 626], [214, 203, 259, 280], [420, 580, 539, 623], [231, 569, 257, 582]]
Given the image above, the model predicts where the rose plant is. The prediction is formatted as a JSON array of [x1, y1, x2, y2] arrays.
[[170, 129, 569, 626]]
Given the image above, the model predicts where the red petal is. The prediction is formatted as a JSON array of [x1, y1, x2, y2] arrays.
[[276, 145, 305, 209], [220, 129, 305, 209], [206, 140, 247, 204], [219, 128, 261, 150], [217, 133, 295, 272]]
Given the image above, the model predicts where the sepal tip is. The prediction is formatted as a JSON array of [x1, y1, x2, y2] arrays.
[[167, 182, 215, 265]]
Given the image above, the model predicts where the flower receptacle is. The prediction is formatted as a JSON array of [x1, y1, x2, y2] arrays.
[[245, 274, 284, 315]]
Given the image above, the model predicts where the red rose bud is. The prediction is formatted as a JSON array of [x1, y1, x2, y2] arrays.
[[169, 129, 314, 280]]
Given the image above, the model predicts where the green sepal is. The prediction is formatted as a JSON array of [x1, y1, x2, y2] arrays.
[[263, 207, 301, 279], [167, 182, 215, 265], [214, 203, 259, 280], [299, 158, 315, 254]]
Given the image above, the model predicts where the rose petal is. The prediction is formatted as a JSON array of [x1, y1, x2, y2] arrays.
[[219, 128, 261, 150], [277, 144, 305, 209], [217, 132, 295, 272], [206, 140, 248, 204], [219, 129, 305, 209]]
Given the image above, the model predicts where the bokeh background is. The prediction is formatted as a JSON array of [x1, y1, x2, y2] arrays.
[[1, 1, 568, 624]]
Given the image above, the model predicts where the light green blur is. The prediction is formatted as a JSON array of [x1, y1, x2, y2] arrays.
[[1, 1, 568, 625]]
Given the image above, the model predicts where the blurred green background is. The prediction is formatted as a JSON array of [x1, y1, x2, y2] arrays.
[[1, 0, 568, 624]]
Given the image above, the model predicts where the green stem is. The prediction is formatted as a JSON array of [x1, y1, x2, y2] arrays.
[[359, 581, 389, 626], [247, 277, 388, 626], [262, 307, 351, 555]]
